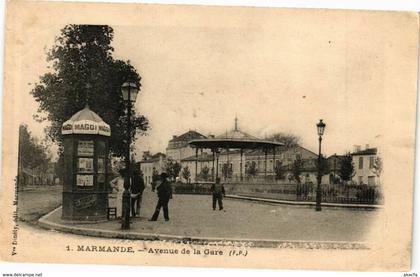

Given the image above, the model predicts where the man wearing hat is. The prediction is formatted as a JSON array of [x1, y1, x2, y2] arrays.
[[149, 172, 173, 221]]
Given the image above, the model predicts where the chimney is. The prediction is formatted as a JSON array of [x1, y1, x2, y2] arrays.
[[172, 135, 177, 139], [365, 144, 370, 150], [353, 145, 361, 153]]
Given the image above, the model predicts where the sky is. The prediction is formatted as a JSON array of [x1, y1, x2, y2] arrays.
[[18, 6, 398, 158]]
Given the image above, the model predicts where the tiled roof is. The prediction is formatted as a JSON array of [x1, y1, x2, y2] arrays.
[[351, 148, 377, 156], [216, 129, 259, 140], [68, 105, 105, 122], [170, 130, 207, 142], [181, 153, 214, 162], [141, 152, 166, 163]]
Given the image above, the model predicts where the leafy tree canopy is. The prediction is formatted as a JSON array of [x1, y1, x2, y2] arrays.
[[292, 156, 303, 183], [166, 158, 182, 180], [372, 156, 383, 178], [268, 132, 301, 149], [339, 153, 355, 182], [274, 161, 285, 180], [181, 166, 191, 183], [246, 162, 258, 177], [19, 124, 51, 169], [199, 166, 210, 181], [221, 163, 233, 179], [31, 25, 149, 157], [316, 154, 329, 176]]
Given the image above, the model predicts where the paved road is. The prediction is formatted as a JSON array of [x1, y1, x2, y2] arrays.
[[40, 188, 379, 242], [18, 186, 62, 224], [138, 189, 378, 242], [18, 186, 379, 242]]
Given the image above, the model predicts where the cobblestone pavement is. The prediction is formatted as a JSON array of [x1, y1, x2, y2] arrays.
[[34, 187, 379, 242]]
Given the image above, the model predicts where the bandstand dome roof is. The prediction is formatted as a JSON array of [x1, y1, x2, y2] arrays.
[[61, 105, 111, 137], [188, 118, 283, 149]]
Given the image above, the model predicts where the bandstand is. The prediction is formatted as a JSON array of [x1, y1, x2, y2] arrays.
[[188, 119, 283, 182]]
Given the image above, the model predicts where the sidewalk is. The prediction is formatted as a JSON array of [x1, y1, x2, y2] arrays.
[[37, 189, 378, 248], [225, 195, 382, 210]]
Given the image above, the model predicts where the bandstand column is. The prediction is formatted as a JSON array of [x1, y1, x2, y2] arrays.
[[226, 147, 230, 180], [273, 147, 276, 175], [195, 148, 198, 182], [216, 151, 219, 178], [200, 148, 203, 176], [240, 148, 243, 181], [212, 149, 215, 181], [264, 148, 268, 179]]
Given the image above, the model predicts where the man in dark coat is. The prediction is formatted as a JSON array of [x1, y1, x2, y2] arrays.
[[149, 172, 172, 221], [211, 177, 225, 210], [131, 168, 145, 218], [151, 167, 159, 192]]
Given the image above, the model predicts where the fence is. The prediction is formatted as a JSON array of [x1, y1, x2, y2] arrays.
[[172, 182, 383, 205]]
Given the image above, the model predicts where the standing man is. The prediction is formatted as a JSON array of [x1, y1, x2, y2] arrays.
[[151, 167, 159, 192], [131, 168, 145, 218], [211, 177, 225, 211], [149, 172, 172, 221]]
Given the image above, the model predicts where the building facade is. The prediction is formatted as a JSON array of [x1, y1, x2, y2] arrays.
[[351, 146, 379, 185], [139, 152, 166, 186], [166, 130, 208, 162]]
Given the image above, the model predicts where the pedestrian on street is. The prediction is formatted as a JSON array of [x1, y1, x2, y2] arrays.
[[109, 168, 126, 219], [151, 167, 159, 192], [149, 172, 173, 221], [130, 168, 145, 218], [211, 177, 225, 211]]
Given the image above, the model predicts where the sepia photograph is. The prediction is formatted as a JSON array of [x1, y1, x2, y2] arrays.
[[0, 0, 418, 273]]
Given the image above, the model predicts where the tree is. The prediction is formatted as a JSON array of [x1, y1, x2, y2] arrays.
[[316, 154, 329, 176], [18, 124, 52, 187], [19, 124, 51, 169], [166, 159, 181, 181], [181, 166, 191, 183], [30, 25, 149, 157], [372, 156, 383, 185], [246, 161, 258, 177], [268, 133, 301, 148], [292, 156, 303, 183], [200, 166, 210, 181], [221, 163, 233, 180], [339, 153, 355, 184], [274, 161, 285, 180]]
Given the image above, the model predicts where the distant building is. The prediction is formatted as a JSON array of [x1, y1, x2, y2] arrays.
[[166, 130, 208, 162], [327, 154, 345, 184], [180, 152, 214, 182], [18, 161, 56, 188], [351, 145, 378, 185], [245, 146, 317, 176], [139, 152, 166, 186]]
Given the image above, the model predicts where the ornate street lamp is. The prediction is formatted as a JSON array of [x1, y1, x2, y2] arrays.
[[121, 81, 139, 229], [315, 119, 326, 212]]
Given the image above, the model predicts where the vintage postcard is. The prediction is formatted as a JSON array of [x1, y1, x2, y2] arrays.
[[0, 0, 418, 271]]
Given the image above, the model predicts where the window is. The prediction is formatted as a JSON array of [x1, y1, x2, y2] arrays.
[[369, 157, 374, 169], [368, 176, 376, 185], [359, 157, 363, 169]]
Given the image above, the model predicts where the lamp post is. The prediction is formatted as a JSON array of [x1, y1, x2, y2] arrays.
[[121, 81, 139, 229], [315, 119, 326, 212]]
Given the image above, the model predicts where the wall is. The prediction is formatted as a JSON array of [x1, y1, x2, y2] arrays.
[[352, 154, 377, 185]]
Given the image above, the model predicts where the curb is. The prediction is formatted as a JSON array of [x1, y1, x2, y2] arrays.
[[38, 206, 369, 249], [225, 195, 382, 209]]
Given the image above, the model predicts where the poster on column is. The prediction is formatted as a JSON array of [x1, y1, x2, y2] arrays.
[[0, 0, 418, 273]]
